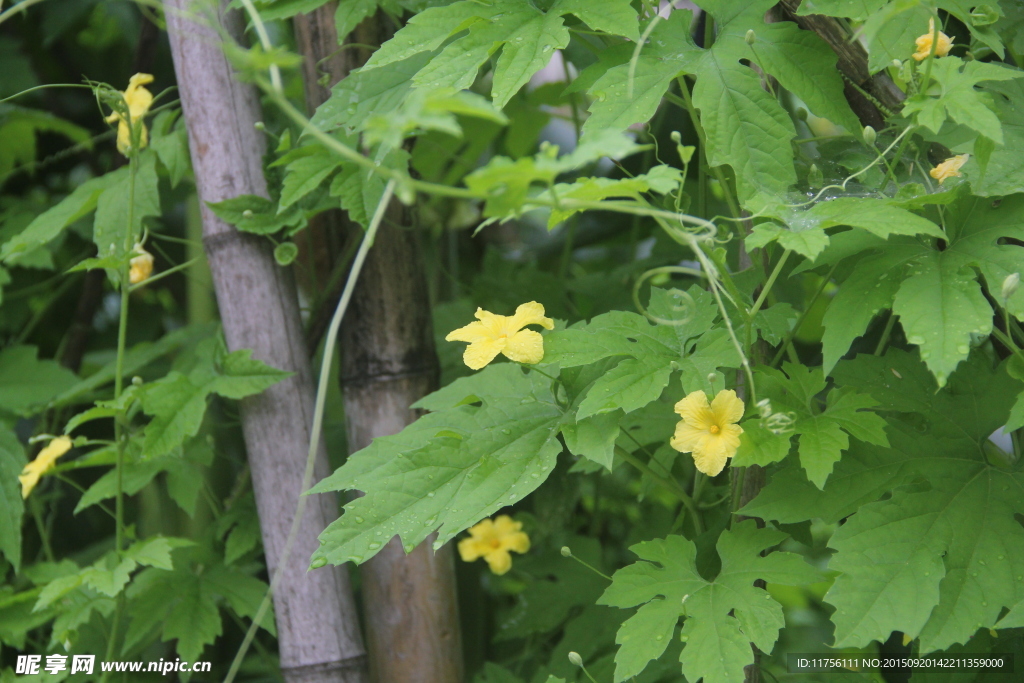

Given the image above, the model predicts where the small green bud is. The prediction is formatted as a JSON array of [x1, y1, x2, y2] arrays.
[[1002, 273, 1020, 302], [862, 125, 877, 146], [242, 209, 254, 218], [892, 59, 903, 69], [568, 652, 583, 667], [745, 29, 756, 45], [670, 131, 682, 143], [808, 163, 823, 189], [132, 376, 143, 387], [254, 121, 265, 131], [707, 372, 718, 384], [560, 546, 572, 557], [794, 107, 808, 122]]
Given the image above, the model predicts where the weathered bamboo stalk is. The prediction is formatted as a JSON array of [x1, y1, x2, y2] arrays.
[[164, 2, 369, 681], [292, 6, 464, 681]]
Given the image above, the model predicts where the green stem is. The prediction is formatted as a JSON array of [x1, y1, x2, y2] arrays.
[[0, 0, 47, 27], [992, 328, 1024, 366], [771, 263, 838, 366], [873, 311, 898, 356], [749, 249, 790, 320], [222, 180, 397, 683], [562, 548, 612, 581], [879, 126, 916, 190], [615, 445, 703, 534], [101, 138, 138, 683], [127, 256, 201, 292]]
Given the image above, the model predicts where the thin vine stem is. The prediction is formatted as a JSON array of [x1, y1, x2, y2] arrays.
[[222, 180, 397, 683], [614, 445, 703, 534]]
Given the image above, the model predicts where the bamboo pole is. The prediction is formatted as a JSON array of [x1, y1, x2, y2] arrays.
[[292, 6, 464, 682], [164, 2, 369, 681]]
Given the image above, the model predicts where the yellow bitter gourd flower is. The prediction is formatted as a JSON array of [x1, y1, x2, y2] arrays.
[[913, 18, 953, 61], [458, 515, 530, 575], [105, 73, 155, 156], [445, 302, 554, 370], [930, 154, 969, 184], [670, 389, 745, 477], [20, 436, 73, 499], [129, 243, 155, 284]]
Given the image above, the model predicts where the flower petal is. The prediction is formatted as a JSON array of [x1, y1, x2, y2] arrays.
[[463, 338, 506, 370], [508, 301, 554, 331], [674, 391, 715, 430], [502, 531, 530, 555], [445, 319, 490, 343], [503, 329, 545, 365], [670, 421, 706, 454], [458, 537, 485, 562], [691, 444, 730, 477], [711, 389, 745, 426], [485, 549, 513, 575]]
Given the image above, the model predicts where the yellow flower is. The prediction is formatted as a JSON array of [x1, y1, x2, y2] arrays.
[[930, 154, 969, 184], [129, 243, 154, 284], [458, 515, 530, 575], [19, 436, 73, 499], [670, 389, 745, 476], [913, 18, 952, 61], [105, 73, 155, 156], [445, 302, 554, 370]]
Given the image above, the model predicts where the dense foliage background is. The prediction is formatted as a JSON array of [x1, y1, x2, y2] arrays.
[[2, 0, 1024, 682]]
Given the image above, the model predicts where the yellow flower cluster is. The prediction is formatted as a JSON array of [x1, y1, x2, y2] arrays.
[[913, 18, 952, 61], [105, 73, 155, 156], [20, 436, 73, 499], [670, 389, 745, 476], [458, 515, 530, 575]]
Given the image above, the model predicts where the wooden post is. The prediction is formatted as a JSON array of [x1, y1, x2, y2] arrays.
[[293, 6, 464, 682], [164, 2, 369, 681]]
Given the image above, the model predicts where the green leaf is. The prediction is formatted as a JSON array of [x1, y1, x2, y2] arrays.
[[310, 363, 564, 566], [0, 174, 112, 263], [892, 251, 992, 388], [279, 147, 341, 209], [966, 81, 1024, 196], [149, 110, 191, 187], [747, 222, 830, 260], [561, 412, 620, 470], [794, 415, 849, 489], [581, 12, 700, 137], [0, 346, 78, 416], [139, 350, 288, 458], [162, 574, 223, 661], [0, 106, 91, 181], [795, 0, 889, 20], [599, 521, 820, 682], [902, 59, 1021, 143], [329, 164, 389, 228], [541, 166, 683, 228], [820, 255, 903, 375], [0, 428, 25, 571], [92, 151, 161, 270], [207, 194, 305, 234], [692, 56, 796, 199], [361, 0, 638, 108], [335, 0, 378, 38], [732, 420, 791, 468], [576, 357, 675, 420]]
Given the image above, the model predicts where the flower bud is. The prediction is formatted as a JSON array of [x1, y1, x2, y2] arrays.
[[862, 125, 877, 146], [795, 107, 808, 122], [568, 652, 583, 667], [242, 209, 254, 218], [132, 376, 143, 387], [892, 59, 903, 69], [707, 372, 718, 384], [670, 131, 682, 143], [1002, 273, 1020, 302], [745, 29, 756, 45], [808, 163, 823, 189], [254, 121, 265, 131], [560, 546, 572, 557]]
